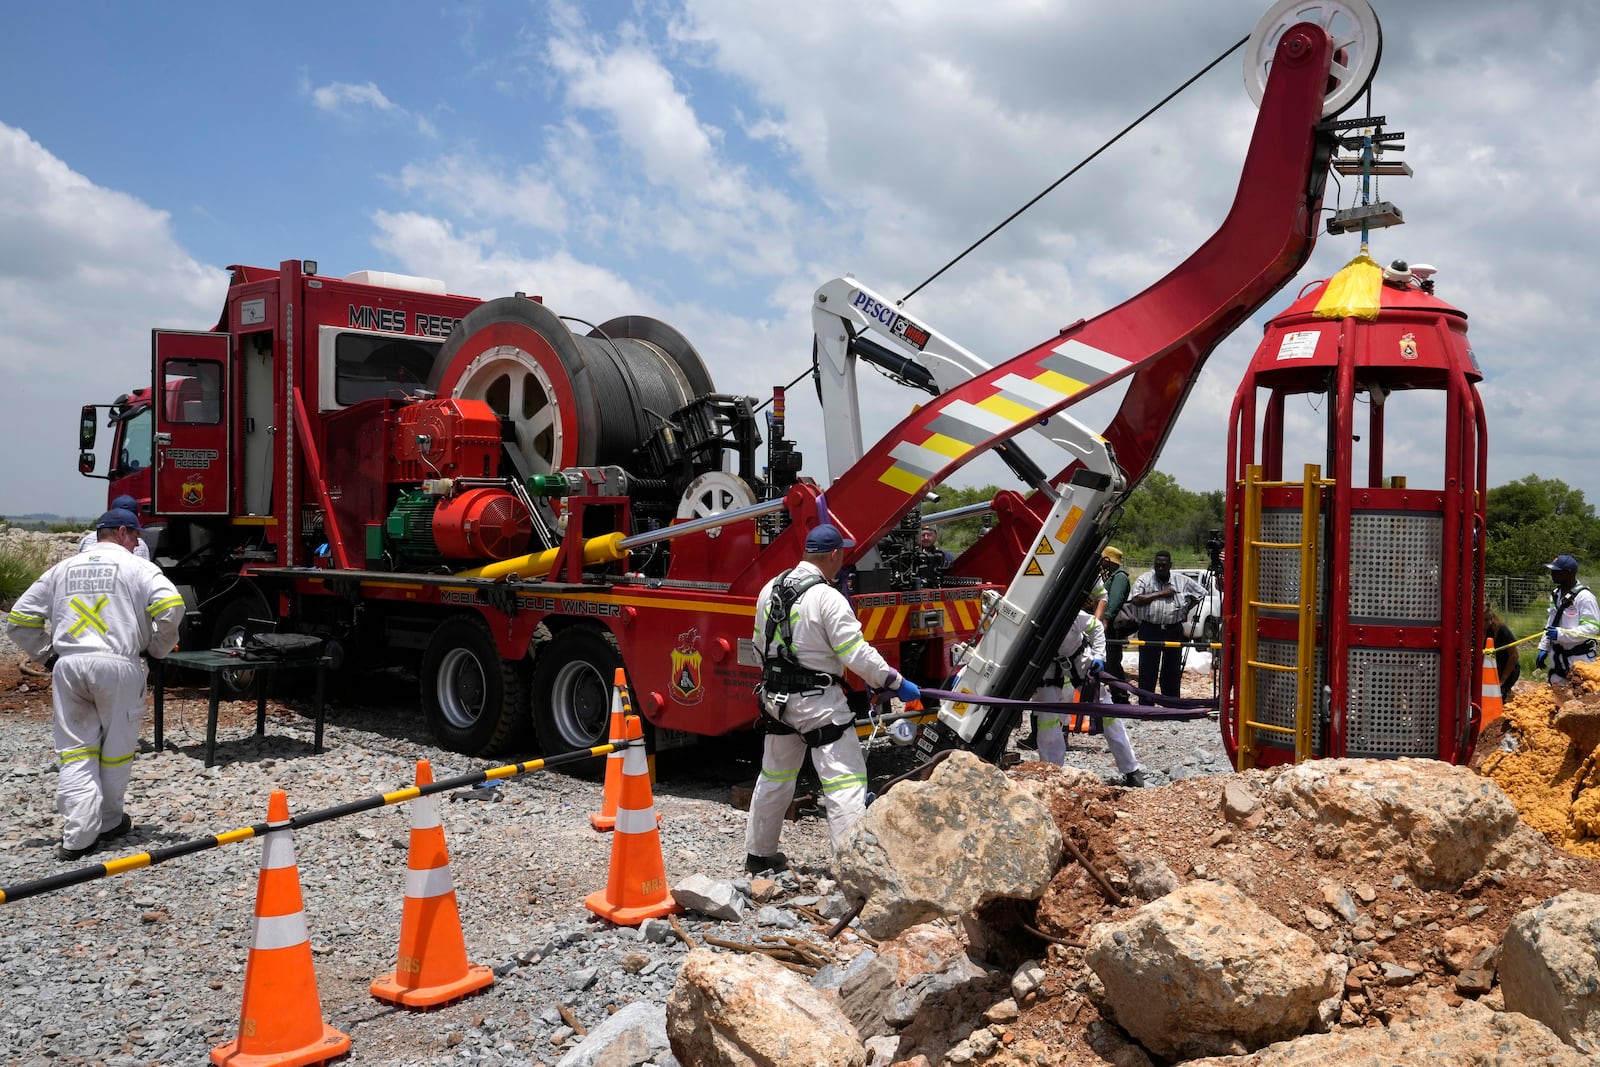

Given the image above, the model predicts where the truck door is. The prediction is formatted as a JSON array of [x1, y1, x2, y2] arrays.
[[152, 330, 231, 516]]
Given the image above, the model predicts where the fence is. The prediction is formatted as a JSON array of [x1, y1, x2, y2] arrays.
[[1485, 575, 1547, 618]]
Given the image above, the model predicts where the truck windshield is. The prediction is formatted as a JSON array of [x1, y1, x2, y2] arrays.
[[335, 334, 445, 405]]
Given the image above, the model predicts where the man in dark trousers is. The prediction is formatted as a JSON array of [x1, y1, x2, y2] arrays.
[[1128, 549, 1202, 700], [1099, 546, 1134, 705]]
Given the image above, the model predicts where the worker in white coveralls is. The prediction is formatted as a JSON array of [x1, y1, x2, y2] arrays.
[[76, 495, 150, 561], [1034, 591, 1146, 788], [1535, 553, 1600, 684], [5, 508, 184, 861], [746, 523, 920, 874]]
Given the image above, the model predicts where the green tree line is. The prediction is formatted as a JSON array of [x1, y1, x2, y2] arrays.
[[932, 472, 1597, 579]]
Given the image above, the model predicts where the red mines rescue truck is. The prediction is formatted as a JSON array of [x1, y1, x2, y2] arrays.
[[78, 3, 1404, 765], [78, 260, 998, 757]]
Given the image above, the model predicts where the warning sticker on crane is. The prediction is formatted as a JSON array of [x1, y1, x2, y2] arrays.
[[1035, 537, 1054, 555], [1276, 331, 1319, 361], [1023, 559, 1045, 577], [1054, 506, 1084, 543]]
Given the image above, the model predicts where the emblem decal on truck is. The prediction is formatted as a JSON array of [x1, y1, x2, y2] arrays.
[[670, 628, 705, 705]]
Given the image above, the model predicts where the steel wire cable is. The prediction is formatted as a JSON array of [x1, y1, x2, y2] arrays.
[[902, 33, 1251, 304]]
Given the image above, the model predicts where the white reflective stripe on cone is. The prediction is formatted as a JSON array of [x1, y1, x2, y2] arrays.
[[251, 910, 310, 951], [615, 806, 657, 834], [411, 796, 441, 831], [622, 746, 648, 776], [262, 830, 297, 870], [404, 864, 455, 900]]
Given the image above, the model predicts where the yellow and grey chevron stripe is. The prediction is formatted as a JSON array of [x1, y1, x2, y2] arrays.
[[878, 339, 1125, 493]]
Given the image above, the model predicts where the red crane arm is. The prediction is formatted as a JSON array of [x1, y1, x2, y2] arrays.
[[730, 21, 1338, 597]]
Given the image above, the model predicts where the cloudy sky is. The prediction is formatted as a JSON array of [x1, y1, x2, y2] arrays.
[[2, 0, 1595, 520]]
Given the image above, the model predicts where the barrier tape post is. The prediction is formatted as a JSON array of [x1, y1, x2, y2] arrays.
[[1480, 637, 1504, 728], [371, 759, 494, 1009], [210, 789, 350, 1067], [590, 669, 629, 831], [585, 712, 680, 925]]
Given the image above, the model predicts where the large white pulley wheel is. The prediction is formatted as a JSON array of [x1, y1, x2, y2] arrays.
[[675, 472, 757, 537], [449, 345, 567, 476], [1243, 0, 1382, 118]]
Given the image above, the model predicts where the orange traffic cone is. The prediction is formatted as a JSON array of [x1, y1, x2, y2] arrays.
[[211, 790, 350, 1067], [590, 669, 629, 831], [1480, 638, 1504, 728], [371, 760, 494, 1009], [584, 712, 680, 926]]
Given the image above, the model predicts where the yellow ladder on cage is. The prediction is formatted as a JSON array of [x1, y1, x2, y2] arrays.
[[1235, 464, 1328, 770]]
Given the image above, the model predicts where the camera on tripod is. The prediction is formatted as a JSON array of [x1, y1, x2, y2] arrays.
[[1205, 529, 1224, 575]]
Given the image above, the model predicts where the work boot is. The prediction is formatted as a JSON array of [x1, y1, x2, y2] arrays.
[[56, 840, 98, 863], [98, 813, 134, 843], [1120, 770, 1147, 789], [745, 852, 788, 874]]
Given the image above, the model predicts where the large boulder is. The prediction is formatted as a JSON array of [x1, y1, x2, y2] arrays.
[[665, 948, 864, 1066], [554, 1001, 675, 1067], [1501, 890, 1600, 1055], [837, 921, 1005, 1063], [1085, 880, 1343, 1060], [1184, 996, 1592, 1066], [1267, 757, 1545, 889], [833, 751, 1061, 939]]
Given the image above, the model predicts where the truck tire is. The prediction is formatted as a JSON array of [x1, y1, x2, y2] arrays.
[[422, 615, 526, 756], [530, 627, 622, 756], [1203, 616, 1221, 645], [211, 598, 269, 701]]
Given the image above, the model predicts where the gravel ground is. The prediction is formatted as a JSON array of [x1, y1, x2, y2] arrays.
[[0, 611, 1225, 1066]]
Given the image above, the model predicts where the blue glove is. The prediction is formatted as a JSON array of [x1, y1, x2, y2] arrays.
[[896, 677, 921, 703], [1090, 659, 1105, 675], [1547, 626, 1562, 644], [1537, 649, 1549, 670]]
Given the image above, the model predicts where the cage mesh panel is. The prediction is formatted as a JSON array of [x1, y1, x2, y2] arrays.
[[1346, 646, 1439, 758], [1252, 638, 1324, 756], [1258, 508, 1326, 619], [1349, 510, 1442, 623]]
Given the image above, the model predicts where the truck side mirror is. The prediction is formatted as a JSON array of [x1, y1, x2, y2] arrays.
[[79, 451, 96, 474], [79, 406, 98, 449]]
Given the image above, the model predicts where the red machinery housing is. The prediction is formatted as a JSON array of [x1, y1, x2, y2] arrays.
[[1221, 265, 1485, 767]]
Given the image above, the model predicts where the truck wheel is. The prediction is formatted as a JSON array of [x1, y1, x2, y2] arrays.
[[211, 598, 268, 701], [1203, 616, 1221, 645], [422, 616, 526, 756], [530, 628, 621, 756]]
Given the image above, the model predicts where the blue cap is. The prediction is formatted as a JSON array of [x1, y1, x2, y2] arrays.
[[96, 508, 141, 531], [1547, 554, 1580, 573], [804, 523, 855, 553], [110, 496, 141, 526]]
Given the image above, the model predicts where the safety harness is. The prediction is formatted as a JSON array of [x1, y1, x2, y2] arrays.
[[755, 569, 851, 748], [1547, 584, 1598, 677], [1043, 621, 1101, 689]]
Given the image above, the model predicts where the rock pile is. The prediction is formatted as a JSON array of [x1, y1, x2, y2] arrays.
[[1483, 658, 1600, 857], [646, 757, 1600, 1066]]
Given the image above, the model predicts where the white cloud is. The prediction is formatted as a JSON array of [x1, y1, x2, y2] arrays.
[[303, 78, 438, 139], [0, 123, 227, 517], [309, 80, 398, 114]]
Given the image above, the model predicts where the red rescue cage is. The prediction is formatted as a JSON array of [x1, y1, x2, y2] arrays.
[[1221, 262, 1486, 768]]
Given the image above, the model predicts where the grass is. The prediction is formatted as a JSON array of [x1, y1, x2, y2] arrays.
[[0, 543, 49, 606]]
